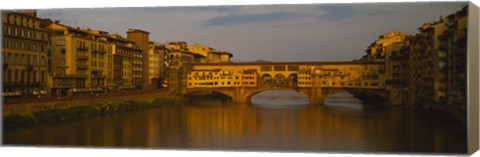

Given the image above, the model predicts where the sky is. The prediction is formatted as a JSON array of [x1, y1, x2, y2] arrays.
[[36, 2, 468, 62]]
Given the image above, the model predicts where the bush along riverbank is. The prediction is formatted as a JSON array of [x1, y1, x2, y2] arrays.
[[3, 98, 183, 130]]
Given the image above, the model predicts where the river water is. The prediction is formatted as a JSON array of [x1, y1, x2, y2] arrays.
[[3, 91, 467, 154]]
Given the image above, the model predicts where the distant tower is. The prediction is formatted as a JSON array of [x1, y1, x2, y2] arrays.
[[127, 29, 150, 89]]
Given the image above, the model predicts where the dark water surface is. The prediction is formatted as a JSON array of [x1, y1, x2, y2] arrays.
[[3, 91, 467, 154]]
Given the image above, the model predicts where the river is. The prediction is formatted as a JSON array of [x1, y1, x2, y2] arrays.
[[3, 91, 467, 154]]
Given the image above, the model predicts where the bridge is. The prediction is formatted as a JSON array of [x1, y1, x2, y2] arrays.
[[177, 61, 388, 104]]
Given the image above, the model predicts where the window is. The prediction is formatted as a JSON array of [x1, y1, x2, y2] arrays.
[[21, 55, 25, 64], [14, 70, 19, 83], [33, 56, 37, 65]]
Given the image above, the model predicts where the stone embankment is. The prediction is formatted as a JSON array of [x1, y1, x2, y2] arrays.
[[2, 90, 183, 129]]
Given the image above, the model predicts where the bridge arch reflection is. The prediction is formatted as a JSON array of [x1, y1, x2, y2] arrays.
[[250, 89, 310, 106]]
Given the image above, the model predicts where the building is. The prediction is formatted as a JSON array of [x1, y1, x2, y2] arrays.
[[362, 31, 409, 62], [361, 31, 411, 105], [188, 44, 213, 62], [148, 42, 168, 89], [394, 6, 468, 112], [106, 34, 143, 91], [208, 50, 233, 63], [186, 62, 385, 90], [126, 29, 150, 89], [187, 43, 233, 63], [297, 64, 385, 89], [46, 22, 111, 96], [407, 17, 449, 110], [443, 6, 468, 113], [2, 11, 49, 98]]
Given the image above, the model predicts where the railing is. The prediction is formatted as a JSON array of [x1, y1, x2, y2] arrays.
[[53, 83, 74, 88], [4, 82, 42, 87], [76, 74, 88, 78], [76, 54, 89, 60], [92, 75, 106, 79], [57, 64, 69, 68], [53, 74, 77, 78], [77, 64, 88, 70], [77, 47, 89, 51]]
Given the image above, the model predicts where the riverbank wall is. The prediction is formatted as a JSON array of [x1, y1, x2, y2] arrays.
[[3, 90, 181, 116], [2, 91, 184, 129]]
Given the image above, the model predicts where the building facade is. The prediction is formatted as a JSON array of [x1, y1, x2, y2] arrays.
[[186, 62, 385, 90], [442, 7, 468, 112], [127, 29, 150, 89], [46, 22, 112, 96], [2, 11, 49, 97], [148, 42, 168, 89], [106, 34, 143, 90]]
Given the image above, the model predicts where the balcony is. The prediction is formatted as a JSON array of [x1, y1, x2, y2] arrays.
[[385, 79, 404, 85], [92, 75, 106, 79], [76, 54, 89, 60], [53, 83, 74, 88], [438, 44, 447, 51], [77, 64, 88, 70], [77, 47, 89, 51], [53, 74, 76, 78], [76, 74, 88, 78], [437, 34, 447, 41]]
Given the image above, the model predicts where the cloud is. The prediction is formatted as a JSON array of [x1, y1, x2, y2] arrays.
[[316, 4, 394, 21], [202, 12, 299, 26], [36, 2, 468, 62]]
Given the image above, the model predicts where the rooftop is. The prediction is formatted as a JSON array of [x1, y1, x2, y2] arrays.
[[127, 29, 150, 34]]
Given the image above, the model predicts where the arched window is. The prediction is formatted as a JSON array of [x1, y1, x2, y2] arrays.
[[26, 70, 31, 83], [7, 69, 12, 83], [20, 70, 25, 83], [14, 70, 19, 83], [41, 71, 45, 83], [33, 70, 37, 83]]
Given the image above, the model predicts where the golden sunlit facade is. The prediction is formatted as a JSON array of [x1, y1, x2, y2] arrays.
[[405, 6, 468, 111], [107, 34, 143, 90], [148, 42, 168, 88], [47, 22, 112, 96], [187, 62, 384, 89], [2, 11, 49, 97], [127, 29, 150, 89]]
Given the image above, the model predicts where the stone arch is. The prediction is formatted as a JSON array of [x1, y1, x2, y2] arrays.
[[321, 88, 347, 98], [260, 74, 272, 85], [274, 74, 286, 85], [347, 89, 387, 102], [245, 87, 310, 103], [287, 73, 298, 85], [187, 89, 234, 99]]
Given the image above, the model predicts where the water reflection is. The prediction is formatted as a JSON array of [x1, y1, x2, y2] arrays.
[[3, 92, 467, 154], [324, 92, 363, 109], [251, 90, 309, 108]]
